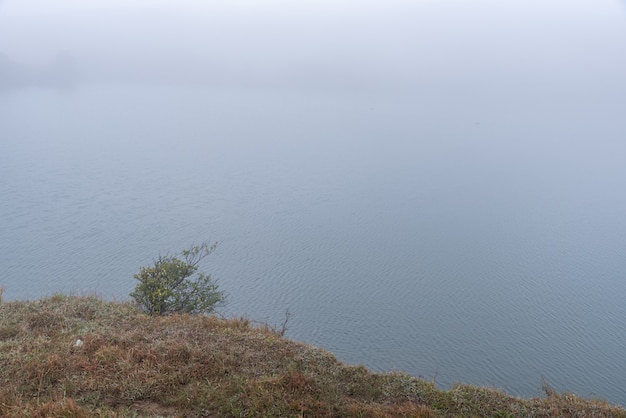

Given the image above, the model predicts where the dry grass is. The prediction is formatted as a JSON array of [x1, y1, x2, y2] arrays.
[[0, 296, 624, 417]]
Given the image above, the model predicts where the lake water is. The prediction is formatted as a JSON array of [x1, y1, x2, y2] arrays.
[[2, 0, 626, 406], [2, 82, 625, 405]]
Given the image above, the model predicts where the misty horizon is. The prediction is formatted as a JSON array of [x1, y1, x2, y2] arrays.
[[1, 0, 625, 96], [2, 0, 626, 407]]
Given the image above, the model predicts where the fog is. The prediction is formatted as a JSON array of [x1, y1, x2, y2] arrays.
[[1, 0, 625, 97], [3, 0, 626, 404]]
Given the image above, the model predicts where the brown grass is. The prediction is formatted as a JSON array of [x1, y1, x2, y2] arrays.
[[0, 296, 624, 417]]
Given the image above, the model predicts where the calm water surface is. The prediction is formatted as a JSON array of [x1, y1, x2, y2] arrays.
[[2, 0, 626, 405], [1, 83, 625, 405]]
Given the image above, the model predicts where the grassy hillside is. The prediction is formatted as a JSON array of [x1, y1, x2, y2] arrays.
[[0, 295, 624, 417]]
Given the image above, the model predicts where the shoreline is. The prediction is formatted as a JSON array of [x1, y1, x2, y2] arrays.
[[1, 295, 624, 417]]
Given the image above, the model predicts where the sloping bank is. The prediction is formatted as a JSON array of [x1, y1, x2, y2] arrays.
[[0, 296, 624, 417]]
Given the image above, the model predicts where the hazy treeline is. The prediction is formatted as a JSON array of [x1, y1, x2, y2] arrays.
[[0, 51, 78, 90]]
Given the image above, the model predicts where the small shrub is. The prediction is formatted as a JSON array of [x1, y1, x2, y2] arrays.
[[130, 242, 225, 315]]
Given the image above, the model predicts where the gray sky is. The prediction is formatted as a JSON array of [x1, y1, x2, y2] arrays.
[[1, 0, 625, 92]]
